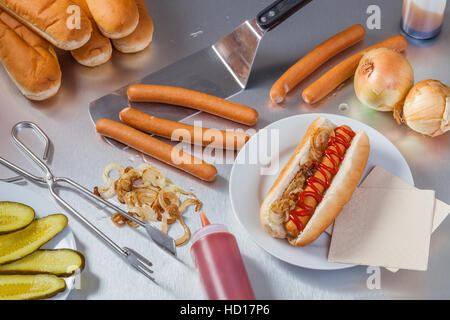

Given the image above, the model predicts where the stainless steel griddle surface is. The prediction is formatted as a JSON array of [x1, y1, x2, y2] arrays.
[[0, 0, 449, 299]]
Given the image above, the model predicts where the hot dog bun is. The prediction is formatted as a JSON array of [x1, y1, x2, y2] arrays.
[[86, 0, 139, 39], [112, 0, 153, 53], [260, 117, 370, 246], [0, 10, 61, 100], [0, 0, 92, 50], [70, 0, 112, 67]]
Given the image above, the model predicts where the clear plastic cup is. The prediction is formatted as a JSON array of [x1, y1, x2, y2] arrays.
[[402, 0, 447, 39]]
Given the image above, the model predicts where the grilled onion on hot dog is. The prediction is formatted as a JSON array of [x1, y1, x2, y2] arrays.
[[260, 117, 370, 246]]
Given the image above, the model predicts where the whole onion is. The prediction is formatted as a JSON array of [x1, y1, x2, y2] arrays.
[[402, 80, 449, 137], [354, 48, 414, 114]]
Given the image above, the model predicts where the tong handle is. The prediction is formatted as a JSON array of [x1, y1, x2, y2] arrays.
[[57, 177, 177, 257], [1, 121, 156, 283], [56, 177, 145, 226], [11, 122, 53, 179], [50, 187, 155, 282], [47, 184, 127, 257], [0, 122, 52, 184], [0, 156, 46, 184]]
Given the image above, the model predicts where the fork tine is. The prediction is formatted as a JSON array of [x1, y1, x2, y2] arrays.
[[134, 262, 155, 282], [125, 247, 153, 267], [124, 247, 155, 282]]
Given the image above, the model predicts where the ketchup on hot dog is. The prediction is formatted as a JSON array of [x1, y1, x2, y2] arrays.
[[288, 126, 356, 233]]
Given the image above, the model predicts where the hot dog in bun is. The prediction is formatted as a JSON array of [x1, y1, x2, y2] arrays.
[[260, 117, 370, 246]]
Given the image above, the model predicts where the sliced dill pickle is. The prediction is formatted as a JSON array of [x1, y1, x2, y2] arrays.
[[0, 202, 35, 234], [0, 214, 68, 265], [0, 249, 85, 277], [0, 274, 66, 300]]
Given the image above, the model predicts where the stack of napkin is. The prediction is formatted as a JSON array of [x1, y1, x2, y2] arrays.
[[327, 166, 450, 271]]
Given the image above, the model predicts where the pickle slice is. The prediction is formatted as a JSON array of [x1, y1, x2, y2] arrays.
[[0, 214, 68, 265], [0, 249, 85, 277], [0, 274, 66, 300], [0, 202, 35, 234]]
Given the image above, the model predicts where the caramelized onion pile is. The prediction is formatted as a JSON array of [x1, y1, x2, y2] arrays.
[[95, 163, 202, 246]]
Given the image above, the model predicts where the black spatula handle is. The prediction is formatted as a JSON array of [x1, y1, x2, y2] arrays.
[[256, 0, 313, 31]]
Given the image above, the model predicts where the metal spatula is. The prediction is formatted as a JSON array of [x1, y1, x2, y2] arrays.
[[89, 0, 313, 141]]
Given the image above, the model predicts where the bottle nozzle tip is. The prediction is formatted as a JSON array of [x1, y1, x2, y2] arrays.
[[200, 211, 211, 227]]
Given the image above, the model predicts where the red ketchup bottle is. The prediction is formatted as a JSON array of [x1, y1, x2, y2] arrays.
[[190, 212, 255, 300]]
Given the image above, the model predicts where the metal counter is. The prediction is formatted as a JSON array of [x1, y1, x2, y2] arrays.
[[0, 0, 449, 299]]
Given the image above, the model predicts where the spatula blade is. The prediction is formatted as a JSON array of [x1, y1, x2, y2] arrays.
[[89, 18, 265, 133], [144, 224, 177, 258]]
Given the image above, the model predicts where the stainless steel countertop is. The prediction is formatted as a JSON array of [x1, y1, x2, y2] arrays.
[[0, 0, 449, 299]]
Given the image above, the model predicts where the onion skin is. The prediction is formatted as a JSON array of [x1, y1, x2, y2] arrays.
[[354, 48, 414, 112], [402, 80, 450, 137]]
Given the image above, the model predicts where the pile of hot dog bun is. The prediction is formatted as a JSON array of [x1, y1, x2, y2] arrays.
[[0, 0, 154, 101]]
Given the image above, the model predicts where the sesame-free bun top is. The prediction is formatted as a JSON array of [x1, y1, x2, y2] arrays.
[[0, 0, 92, 50], [112, 0, 153, 53], [70, 0, 112, 67], [86, 0, 139, 39], [0, 10, 61, 100]]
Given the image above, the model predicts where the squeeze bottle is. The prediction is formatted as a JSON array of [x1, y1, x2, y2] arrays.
[[190, 212, 255, 300]]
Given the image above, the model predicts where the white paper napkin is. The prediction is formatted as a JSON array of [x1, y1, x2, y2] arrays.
[[326, 166, 450, 272], [328, 187, 435, 271], [359, 166, 449, 235]]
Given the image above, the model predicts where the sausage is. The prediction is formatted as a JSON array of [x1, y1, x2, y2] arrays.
[[302, 35, 408, 104], [127, 84, 259, 126], [270, 24, 366, 104], [119, 107, 250, 150], [95, 119, 218, 182], [285, 126, 353, 238]]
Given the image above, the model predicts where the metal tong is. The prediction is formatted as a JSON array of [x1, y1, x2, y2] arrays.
[[0, 122, 176, 281]]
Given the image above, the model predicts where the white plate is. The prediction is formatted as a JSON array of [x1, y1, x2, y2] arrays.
[[230, 113, 413, 270], [0, 181, 77, 299]]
